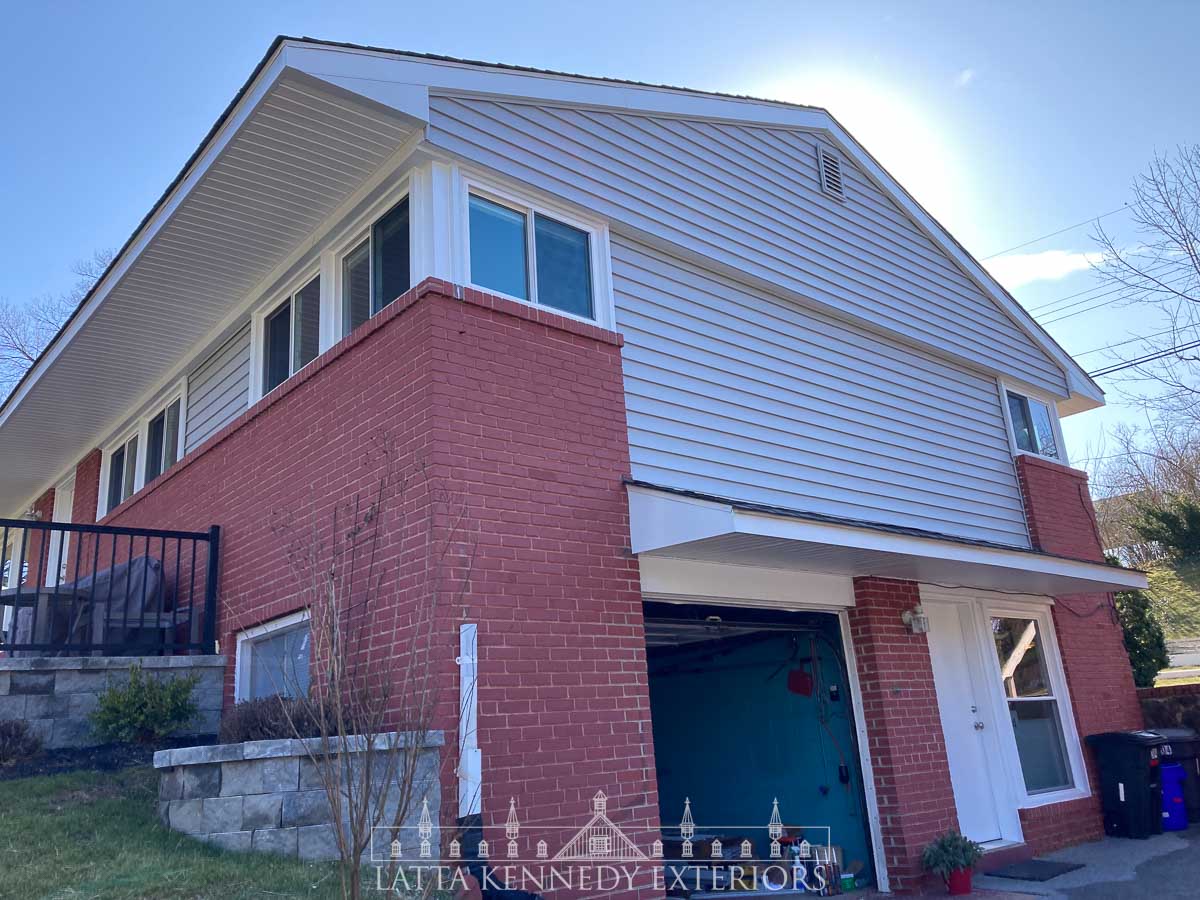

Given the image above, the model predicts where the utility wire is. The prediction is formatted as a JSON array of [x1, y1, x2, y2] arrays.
[[1040, 270, 1196, 326], [981, 205, 1129, 260], [1026, 258, 1184, 315], [1074, 325, 1191, 358], [1088, 337, 1200, 377]]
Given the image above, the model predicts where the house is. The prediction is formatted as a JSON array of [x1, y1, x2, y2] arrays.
[[0, 37, 1148, 893]]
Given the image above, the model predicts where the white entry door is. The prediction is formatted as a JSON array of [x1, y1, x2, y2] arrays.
[[46, 476, 75, 586], [925, 601, 1019, 844]]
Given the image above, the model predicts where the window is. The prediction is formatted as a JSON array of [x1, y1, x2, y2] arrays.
[[263, 276, 320, 393], [343, 198, 410, 334], [468, 193, 595, 320], [236, 611, 311, 701], [144, 398, 182, 483], [1005, 390, 1061, 460], [106, 433, 139, 512], [989, 616, 1073, 794], [588, 834, 612, 857]]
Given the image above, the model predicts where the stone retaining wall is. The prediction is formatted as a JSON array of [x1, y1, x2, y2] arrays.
[[153, 731, 443, 860], [0, 655, 224, 748]]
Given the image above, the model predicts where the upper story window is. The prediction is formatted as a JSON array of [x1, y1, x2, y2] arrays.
[[1006, 390, 1062, 461], [342, 197, 410, 335], [263, 276, 320, 393], [106, 432, 139, 512], [101, 383, 186, 516], [468, 192, 595, 320], [144, 397, 182, 483]]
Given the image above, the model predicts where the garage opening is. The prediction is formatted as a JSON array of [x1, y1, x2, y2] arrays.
[[645, 601, 876, 895]]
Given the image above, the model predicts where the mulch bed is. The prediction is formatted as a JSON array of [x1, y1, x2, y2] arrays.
[[0, 734, 216, 782]]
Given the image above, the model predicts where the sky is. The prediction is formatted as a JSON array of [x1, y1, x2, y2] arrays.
[[2, 0, 1197, 466]]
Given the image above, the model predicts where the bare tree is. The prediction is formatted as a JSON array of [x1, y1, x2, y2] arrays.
[[1085, 146, 1200, 551], [229, 437, 476, 899], [0, 249, 113, 397]]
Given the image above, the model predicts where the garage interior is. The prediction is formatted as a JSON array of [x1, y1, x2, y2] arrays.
[[645, 601, 876, 895]]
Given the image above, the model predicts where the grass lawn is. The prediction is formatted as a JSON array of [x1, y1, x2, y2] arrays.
[[0, 766, 344, 900]]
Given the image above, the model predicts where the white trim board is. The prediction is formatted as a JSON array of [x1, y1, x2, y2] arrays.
[[629, 485, 1147, 596]]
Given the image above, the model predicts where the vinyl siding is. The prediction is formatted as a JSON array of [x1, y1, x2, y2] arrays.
[[427, 95, 1067, 397], [185, 323, 250, 453], [614, 238, 1032, 547]]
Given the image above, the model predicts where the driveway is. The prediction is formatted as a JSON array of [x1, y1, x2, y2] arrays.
[[973, 826, 1200, 898]]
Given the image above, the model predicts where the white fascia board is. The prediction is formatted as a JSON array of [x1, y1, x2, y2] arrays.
[[629, 485, 1147, 593], [279, 40, 829, 130], [640, 557, 854, 608], [732, 508, 1146, 591]]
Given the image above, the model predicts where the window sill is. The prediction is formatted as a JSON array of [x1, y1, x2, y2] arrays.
[[1017, 785, 1091, 810]]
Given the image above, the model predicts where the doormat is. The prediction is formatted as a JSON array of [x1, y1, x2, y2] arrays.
[[989, 860, 1084, 882]]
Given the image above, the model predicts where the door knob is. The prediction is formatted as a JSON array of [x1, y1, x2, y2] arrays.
[[973, 721, 985, 731]]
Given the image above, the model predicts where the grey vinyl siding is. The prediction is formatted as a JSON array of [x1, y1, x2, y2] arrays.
[[185, 323, 251, 453], [428, 95, 1067, 397], [614, 238, 1031, 547]]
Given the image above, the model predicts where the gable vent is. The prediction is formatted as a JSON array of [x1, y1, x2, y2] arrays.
[[817, 146, 846, 200]]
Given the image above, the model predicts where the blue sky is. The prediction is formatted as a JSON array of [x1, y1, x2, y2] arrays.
[[2, 1, 1196, 460]]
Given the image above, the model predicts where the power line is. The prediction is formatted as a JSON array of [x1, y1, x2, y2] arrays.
[[1088, 337, 1200, 377], [1026, 258, 1183, 315], [981, 205, 1129, 260], [1074, 325, 1189, 358], [1039, 270, 1197, 326]]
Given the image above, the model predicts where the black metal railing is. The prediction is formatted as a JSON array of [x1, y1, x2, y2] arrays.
[[0, 518, 219, 657]]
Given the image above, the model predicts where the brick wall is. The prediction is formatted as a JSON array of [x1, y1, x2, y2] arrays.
[[848, 576, 957, 892], [66, 279, 660, 896], [1014, 453, 1143, 854]]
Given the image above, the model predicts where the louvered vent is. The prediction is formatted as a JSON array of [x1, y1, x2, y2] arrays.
[[817, 146, 846, 200]]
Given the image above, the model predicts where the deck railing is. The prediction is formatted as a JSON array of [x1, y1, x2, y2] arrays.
[[0, 518, 219, 657]]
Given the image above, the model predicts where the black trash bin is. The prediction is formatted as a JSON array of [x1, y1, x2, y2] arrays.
[[1086, 730, 1169, 838], [1153, 727, 1200, 822]]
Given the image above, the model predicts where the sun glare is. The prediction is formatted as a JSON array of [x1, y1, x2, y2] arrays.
[[753, 70, 974, 230]]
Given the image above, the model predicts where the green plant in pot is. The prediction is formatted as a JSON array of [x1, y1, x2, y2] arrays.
[[922, 829, 983, 895]]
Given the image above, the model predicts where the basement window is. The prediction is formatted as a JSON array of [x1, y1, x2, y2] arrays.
[[467, 192, 596, 321], [262, 276, 320, 394], [1005, 390, 1062, 461], [235, 611, 311, 701], [342, 197, 410, 335]]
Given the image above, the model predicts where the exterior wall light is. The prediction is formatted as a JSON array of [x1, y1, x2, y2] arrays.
[[901, 604, 930, 634]]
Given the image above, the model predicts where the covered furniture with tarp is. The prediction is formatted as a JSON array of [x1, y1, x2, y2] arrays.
[[5, 556, 194, 656]]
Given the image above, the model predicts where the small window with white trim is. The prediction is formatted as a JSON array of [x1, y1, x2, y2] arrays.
[[144, 397, 183, 484], [263, 276, 320, 394], [1006, 390, 1062, 460], [341, 197, 410, 335], [236, 611, 311, 701], [106, 432, 139, 512], [467, 192, 596, 321]]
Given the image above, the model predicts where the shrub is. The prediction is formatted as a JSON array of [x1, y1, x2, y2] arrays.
[[218, 695, 321, 743], [1116, 587, 1171, 686], [0, 719, 43, 767], [921, 829, 983, 878], [90, 665, 198, 744]]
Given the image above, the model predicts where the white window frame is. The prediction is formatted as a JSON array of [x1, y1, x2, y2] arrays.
[[457, 173, 615, 330], [997, 380, 1068, 464], [234, 609, 312, 702], [924, 585, 1090, 812], [97, 380, 187, 518], [976, 599, 1090, 808], [331, 179, 414, 341], [248, 268, 321, 403]]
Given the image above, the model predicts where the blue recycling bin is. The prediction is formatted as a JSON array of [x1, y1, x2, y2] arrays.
[[1162, 763, 1188, 831]]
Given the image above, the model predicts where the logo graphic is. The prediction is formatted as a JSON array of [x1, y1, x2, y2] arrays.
[[370, 790, 840, 894]]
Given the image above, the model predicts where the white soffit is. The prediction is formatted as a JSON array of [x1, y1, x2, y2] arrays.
[[628, 485, 1148, 597], [0, 65, 420, 514]]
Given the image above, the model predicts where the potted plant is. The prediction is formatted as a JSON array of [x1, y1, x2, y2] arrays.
[[921, 829, 983, 895]]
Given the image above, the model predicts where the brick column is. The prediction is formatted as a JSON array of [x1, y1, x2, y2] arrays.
[[848, 576, 957, 892], [1013, 454, 1143, 852]]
